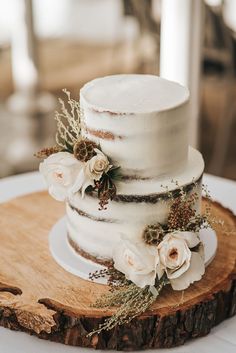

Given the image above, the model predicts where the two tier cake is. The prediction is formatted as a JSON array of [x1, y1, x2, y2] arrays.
[[39, 74, 210, 337], [0, 73, 235, 352], [65, 75, 204, 265]]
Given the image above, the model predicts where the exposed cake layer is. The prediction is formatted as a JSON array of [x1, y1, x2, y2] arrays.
[[67, 147, 204, 263], [80, 74, 190, 178]]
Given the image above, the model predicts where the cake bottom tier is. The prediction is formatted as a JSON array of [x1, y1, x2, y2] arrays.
[[0, 192, 235, 351], [67, 178, 202, 264], [67, 148, 204, 263]]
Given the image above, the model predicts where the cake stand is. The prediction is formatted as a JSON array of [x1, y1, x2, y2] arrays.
[[0, 173, 235, 351]]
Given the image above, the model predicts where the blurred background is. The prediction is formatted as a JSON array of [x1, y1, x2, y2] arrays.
[[0, 0, 235, 180]]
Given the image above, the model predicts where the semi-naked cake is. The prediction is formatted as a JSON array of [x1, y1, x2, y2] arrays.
[[38, 73, 235, 345], [66, 74, 204, 264]]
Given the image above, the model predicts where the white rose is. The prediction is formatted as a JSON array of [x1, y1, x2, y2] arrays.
[[113, 238, 159, 288], [39, 152, 82, 201], [71, 149, 111, 198], [157, 231, 205, 290], [85, 148, 110, 181]]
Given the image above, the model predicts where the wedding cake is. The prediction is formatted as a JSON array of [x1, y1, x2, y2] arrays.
[[39, 74, 209, 335], [65, 75, 204, 264]]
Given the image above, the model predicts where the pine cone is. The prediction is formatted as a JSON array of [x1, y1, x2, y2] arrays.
[[168, 197, 195, 230], [73, 139, 97, 162], [142, 223, 164, 246]]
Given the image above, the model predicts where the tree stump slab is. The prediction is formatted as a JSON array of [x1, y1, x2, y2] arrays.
[[0, 191, 235, 350]]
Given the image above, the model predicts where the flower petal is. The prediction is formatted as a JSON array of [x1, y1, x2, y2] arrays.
[[198, 242, 205, 260], [81, 179, 94, 198], [170, 252, 205, 290], [94, 148, 104, 156], [128, 270, 156, 288], [113, 242, 128, 274], [175, 231, 200, 248], [113, 239, 159, 288], [70, 168, 86, 194], [48, 185, 67, 202], [156, 262, 165, 280], [166, 258, 190, 279]]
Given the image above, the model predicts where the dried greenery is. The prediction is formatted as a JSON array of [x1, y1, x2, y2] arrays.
[[142, 182, 209, 247], [55, 89, 82, 151], [168, 195, 196, 230], [201, 183, 235, 235], [88, 267, 169, 336], [94, 167, 121, 210], [34, 146, 62, 159]]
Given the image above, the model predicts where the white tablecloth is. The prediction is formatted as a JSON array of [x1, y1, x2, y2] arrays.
[[0, 172, 235, 353]]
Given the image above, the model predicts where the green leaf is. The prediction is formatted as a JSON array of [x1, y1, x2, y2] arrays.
[[107, 166, 122, 181], [64, 140, 74, 153]]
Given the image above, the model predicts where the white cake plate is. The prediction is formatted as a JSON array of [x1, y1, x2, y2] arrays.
[[49, 216, 218, 285]]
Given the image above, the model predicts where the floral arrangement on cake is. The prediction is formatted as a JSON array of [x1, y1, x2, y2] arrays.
[[36, 89, 120, 210], [88, 184, 212, 335]]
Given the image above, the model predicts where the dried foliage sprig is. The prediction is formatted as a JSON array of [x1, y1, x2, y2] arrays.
[[94, 167, 121, 210], [89, 265, 127, 287], [142, 182, 211, 247], [201, 184, 235, 235], [55, 89, 82, 151], [88, 272, 169, 336], [34, 146, 62, 159]]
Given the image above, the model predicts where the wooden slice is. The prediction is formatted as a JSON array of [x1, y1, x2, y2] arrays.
[[0, 192, 235, 350]]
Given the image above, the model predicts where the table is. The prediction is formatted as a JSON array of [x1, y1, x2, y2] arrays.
[[0, 172, 235, 353]]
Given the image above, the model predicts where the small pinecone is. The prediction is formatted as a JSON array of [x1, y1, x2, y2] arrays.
[[168, 197, 195, 230], [73, 139, 97, 162], [142, 223, 164, 246]]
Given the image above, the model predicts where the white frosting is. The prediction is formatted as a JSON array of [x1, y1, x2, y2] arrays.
[[80, 74, 190, 178], [66, 74, 204, 262], [115, 147, 204, 195], [67, 147, 204, 260], [80, 74, 189, 114], [67, 184, 202, 260], [66, 199, 169, 260]]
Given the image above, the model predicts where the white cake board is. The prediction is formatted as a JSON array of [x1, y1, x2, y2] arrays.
[[49, 216, 218, 285]]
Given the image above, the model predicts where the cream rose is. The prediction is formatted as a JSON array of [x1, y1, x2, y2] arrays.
[[157, 232, 205, 290], [39, 152, 82, 201], [85, 148, 110, 181], [71, 149, 111, 197], [113, 238, 159, 288]]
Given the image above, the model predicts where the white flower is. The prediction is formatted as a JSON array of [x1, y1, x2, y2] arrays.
[[39, 152, 82, 201], [157, 231, 205, 290], [85, 148, 110, 180], [71, 149, 111, 197], [113, 238, 159, 288]]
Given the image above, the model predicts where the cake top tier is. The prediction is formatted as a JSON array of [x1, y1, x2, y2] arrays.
[[80, 74, 190, 179], [80, 74, 189, 114]]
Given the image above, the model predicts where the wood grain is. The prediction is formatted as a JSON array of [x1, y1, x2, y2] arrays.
[[0, 192, 235, 350]]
